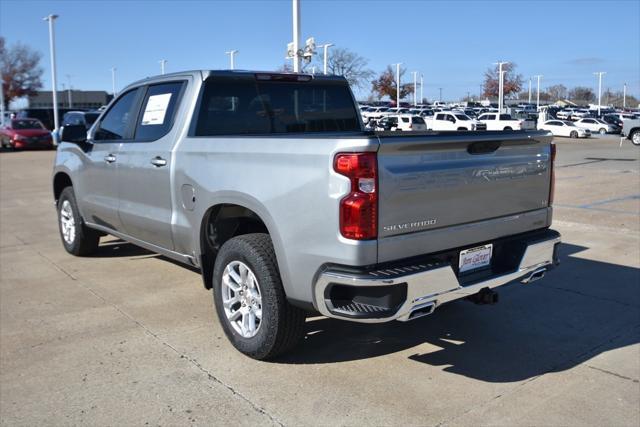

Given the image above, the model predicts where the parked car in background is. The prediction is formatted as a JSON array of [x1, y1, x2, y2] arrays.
[[361, 107, 389, 124], [0, 118, 54, 149], [556, 110, 572, 120], [376, 114, 427, 131], [425, 112, 486, 131], [477, 113, 536, 131], [621, 117, 640, 146], [539, 120, 590, 138], [570, 109, 591, 120], [62, 111, 101, 129], [17, 108, 79, 131], [613, 112, 640, 122], [602, 114, 624, 128], [573, 118, 617, 134]]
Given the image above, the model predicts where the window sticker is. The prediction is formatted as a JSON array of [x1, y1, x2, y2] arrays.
[[141, 93, 172, 126]]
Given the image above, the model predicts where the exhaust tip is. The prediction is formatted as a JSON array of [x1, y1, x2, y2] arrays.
[[408, 302, 435, 320], [521, 268, 546, 284]]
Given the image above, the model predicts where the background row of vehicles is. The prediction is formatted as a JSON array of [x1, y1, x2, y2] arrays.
[[358, 101, 639, 139], [360, 104, 534, 132], [0, 110, 100, 150]]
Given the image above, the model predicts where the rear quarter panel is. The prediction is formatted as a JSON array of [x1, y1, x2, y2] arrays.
[[172, 134, 379, 304]]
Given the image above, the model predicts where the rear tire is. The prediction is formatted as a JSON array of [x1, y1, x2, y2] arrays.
[[503, 126, 512, 131], [57, 187, 100, 256], [570, 131, 578, 139], [631, 130, 640, 146], [599, 128, 607, 135], [212, 233, 306, 360]]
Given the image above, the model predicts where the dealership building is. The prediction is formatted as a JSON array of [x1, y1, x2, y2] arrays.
[[28, 90, 113, 110]]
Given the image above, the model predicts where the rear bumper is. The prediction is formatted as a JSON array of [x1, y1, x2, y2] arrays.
[[313, 229, 560, 323]]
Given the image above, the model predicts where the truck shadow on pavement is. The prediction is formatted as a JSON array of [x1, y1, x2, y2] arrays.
[[278, 243, 640, 383]]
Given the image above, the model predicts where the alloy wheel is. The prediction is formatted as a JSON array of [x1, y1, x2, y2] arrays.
[[221, 261, 263, 338]]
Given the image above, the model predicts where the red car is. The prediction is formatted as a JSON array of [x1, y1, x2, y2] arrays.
[[1, 118, 54, 150]]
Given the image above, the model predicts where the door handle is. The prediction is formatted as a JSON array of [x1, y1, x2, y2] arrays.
[[104, 154, 116, 163], [150, 156, 167, 167]]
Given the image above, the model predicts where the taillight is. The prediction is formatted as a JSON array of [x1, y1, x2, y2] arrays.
[[549, 143, 556, 205], [334, 152, 378, 240]]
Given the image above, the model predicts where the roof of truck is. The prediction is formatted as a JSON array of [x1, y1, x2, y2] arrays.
[[128, 70, 348, 88]]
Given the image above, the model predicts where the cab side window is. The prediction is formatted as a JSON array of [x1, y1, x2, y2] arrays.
[[94, 89, 140, 141], [134, 82, 184, 141]]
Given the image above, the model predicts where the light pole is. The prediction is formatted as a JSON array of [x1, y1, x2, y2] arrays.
[[623, 82, 627, 109], [594, 71, 605, 116], [43, 14, 60, 135], [320, 43, 333, 75], [494, 61, 509, 113], [420, 74, 424, 105], [111, 67, 117, 97], [225, 50, 238, 70], [534, 75, 543, 109], [412, 71, 418, 106], [292, 0, 301, 72], [528, 78, 532, 104], [392, 63, 402, 107], [65, 74, 72, 108], [439, 87, 442, 102], [159, 59, 167, 75]]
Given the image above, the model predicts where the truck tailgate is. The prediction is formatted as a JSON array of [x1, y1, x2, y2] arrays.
[[376, 130, 553, 261]]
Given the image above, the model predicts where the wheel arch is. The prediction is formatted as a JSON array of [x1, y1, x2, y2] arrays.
[[197, 198, 285, 291], [53, 171, 73, 203]]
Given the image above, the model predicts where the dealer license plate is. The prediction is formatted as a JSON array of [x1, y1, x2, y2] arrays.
[[459, 244, 493, 273]]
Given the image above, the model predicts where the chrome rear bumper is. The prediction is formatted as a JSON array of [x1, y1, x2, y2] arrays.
[[314, 230, 560, 323]]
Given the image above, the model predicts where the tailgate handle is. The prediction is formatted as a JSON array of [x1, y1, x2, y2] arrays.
[[468, 140, 501, 154]]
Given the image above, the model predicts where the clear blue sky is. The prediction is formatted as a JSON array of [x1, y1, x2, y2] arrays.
[[1, 0, 639, 102]]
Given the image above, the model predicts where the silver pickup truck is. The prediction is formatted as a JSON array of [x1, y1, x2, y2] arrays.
[[53, 70, 560, 359]]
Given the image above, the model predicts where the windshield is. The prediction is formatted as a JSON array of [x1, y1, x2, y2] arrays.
[[11, 119, 44, 130], [564, 121, 576, 127], [455, 114, 471, 121]]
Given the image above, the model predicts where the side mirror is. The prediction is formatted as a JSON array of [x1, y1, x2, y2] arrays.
[[60, 125, 88, 144]]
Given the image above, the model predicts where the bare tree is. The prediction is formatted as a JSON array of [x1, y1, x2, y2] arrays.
[[568, 86, 595, 103], [322, 48, 373, 90], [371, 65, 414, 102], [482, 62, 523, 98], [0, 37, 43, 109], [546, 84, 568, 101]]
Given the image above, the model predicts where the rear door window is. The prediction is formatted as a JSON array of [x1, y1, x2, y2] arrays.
[[134, 81, 185, 141]]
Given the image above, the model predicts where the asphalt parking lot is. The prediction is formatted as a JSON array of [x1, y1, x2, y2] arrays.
[[1, 134, 638, 426]]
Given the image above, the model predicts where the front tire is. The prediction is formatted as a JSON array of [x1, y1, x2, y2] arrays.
[[212, 234, 306, 360], [57, 187, 100, 256], [570, 131, 578, 139]]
